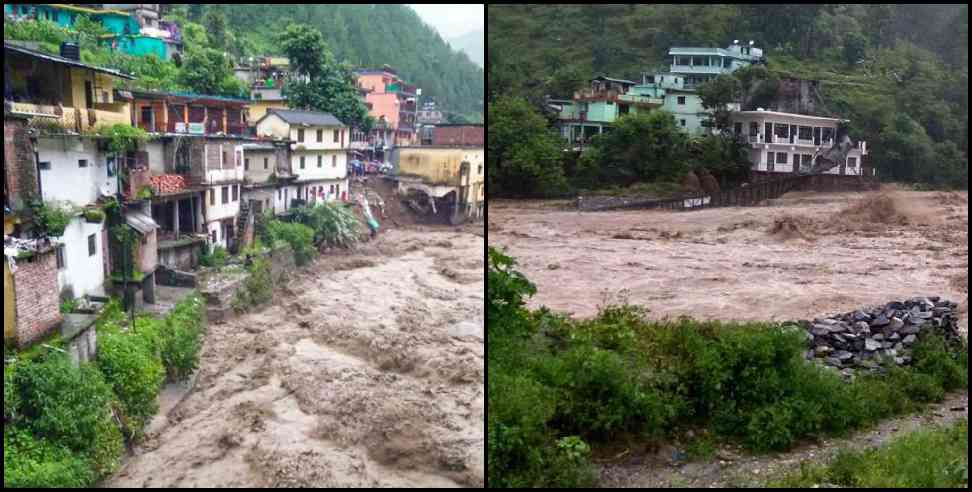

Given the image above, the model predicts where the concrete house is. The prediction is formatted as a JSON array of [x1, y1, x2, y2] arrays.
[[392, 146, 485, 223], [729, 110, 869, 177], [552, 76, 664, 146], [241, 141, 299, 217], [355, 66, 419, 148], [255, 109, 350, 204]]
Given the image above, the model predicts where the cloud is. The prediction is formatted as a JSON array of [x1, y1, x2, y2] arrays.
[[409, 4, 484, 38]]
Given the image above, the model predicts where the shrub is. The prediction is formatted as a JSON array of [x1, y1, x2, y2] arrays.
[[14, 356, 117, 453], [232, 256, 273, 313], [96, 329, 165, 439], [266, 220, 316, 266], [291, 202, 362, 249], [4, 363, 21, 422], [157, 294, 205, 382], [33, 201, 75, 237], [59, 297, 78, 314], [83, 208, 105, 223], [487, 247, 537, 338], [200, 244, 228, 269], [3, 427, 95, 488], [911, 333, 968, 391]]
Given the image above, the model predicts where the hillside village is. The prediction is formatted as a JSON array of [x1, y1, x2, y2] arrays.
[[4, 4, 484, 488]]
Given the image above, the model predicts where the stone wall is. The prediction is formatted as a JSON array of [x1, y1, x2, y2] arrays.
[[13, 250, 64, 347], [803, 297, 962, 378], [197, 244, 296, 323], [268, 242, 296, 284], [155, 264, 197, 287], [158, 240, 203, 271]]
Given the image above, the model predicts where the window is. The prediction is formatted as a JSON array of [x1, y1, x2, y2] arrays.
[[776, 152, 788, 164], [78, 159, 88, 168], [734, 122, 742, 135], [646, 75, 655, 83], [680, 119, 686, 127], [316, 129, 323, 142], [750, 121, 759, 137], [232, 185, 238, 202], [300, 156, 305, 169], [298, 128, 304, 142], [802, 154, 813, 171], [330, 184, 335, 194], [278, 189, 282, 200], [847, 157, 857, 167], [210, 188, 215, 205], [332, 155, 337, 168], [211, 230, 217, 243], [222, 186, 229, 204], [478, 165, 483, 175], [774, 122, 790, 140], [56, 245, 66, 269], [264, 157, 268, 170], [39, 161, 51, 170], [223, 150, 228, 168], [88, 234, 96, 256], [333, 130, 339, 143], [245, 158, 250, 171], [798, 126, 812, 140], [677, 96, 686, 105], [318, 155, 322, 168]]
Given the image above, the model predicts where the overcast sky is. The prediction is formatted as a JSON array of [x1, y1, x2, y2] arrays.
[[409, 4, 484, 39]]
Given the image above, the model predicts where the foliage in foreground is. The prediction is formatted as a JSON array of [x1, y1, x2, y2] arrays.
[[232, 256, 274, 314], [290, 202, 363, 249], [3, 294, 206, 487], [486, 246, 970, 488], [265, 219, 317, 266], [769, 419, 968, 488]]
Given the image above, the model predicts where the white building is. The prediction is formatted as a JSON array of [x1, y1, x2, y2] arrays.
[[36, 136, 116, 299], [254, 109, 350, 204], [241, 141, 300, 216], [201, 141, 244, 250], [730, 110, 868, 175]]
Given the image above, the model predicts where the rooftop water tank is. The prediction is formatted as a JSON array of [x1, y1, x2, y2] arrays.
[[60, 42, 80, 61]]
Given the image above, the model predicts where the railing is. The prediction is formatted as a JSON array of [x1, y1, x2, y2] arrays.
[[574, 88, 623, 100], [670, 64, 725, 74]]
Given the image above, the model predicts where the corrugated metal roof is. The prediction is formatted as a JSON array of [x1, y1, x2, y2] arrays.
[[4, 42, 136, 79], [261, 109, 345, 127], [125, 211, 159, 234]]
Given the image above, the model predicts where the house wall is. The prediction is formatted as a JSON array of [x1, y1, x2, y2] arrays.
[[12, 250, 63, 347], [205, 142, 245, 183], [243, 149, 277, 183], [585, 101, 618, 123], [4, 259, 15, 343], [292, 150, 347, 182], [291, 126, 346, 151], [662, 93, 708, 134], [272, 184, 299, 213], [248, 100, 288, 123], [432, 126, 485, 146], [37, 137, 117, 207], [365, 93, 401, 128], [393, 147, 485, 188], [204, 183, 242, 222], [301, 178, 349, 203], [255, 113, 291, 140], [138, 229, 158, 273], [145, 140, 166, 174], [55, 217, 106, 298]]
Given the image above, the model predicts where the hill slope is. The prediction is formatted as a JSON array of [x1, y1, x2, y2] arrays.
[[448, 29, 484, 68]]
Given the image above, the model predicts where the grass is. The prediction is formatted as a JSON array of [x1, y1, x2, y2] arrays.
[[769, 418, 968, 488]]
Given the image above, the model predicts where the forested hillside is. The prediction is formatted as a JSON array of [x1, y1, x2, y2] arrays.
[[488, 4, 968, 191], [174, 4, 484, 122]]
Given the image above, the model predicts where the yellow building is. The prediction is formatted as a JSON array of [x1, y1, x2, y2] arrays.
[[391, 146, 485, 223], [247, 98, 289, 124], [4, 42, 134, 132]]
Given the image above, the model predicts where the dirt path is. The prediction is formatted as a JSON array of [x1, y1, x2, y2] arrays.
[[489, 190, 968, 334], [104, 228, 484, 488], [598, 391, 969, 488]]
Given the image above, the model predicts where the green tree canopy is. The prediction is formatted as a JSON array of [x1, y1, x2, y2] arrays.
[[487, 96, 568, 197]]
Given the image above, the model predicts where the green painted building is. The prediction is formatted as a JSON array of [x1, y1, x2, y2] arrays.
[[552, 76, 664, 146]]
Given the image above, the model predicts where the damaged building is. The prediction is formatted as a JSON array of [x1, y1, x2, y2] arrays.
[[391, 146, 484, 224]]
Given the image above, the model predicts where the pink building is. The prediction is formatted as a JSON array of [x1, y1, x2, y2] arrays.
[[355, 66, 418, 148]]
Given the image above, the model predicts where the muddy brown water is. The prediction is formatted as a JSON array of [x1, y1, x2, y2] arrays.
[[104, 228, 484, 488]]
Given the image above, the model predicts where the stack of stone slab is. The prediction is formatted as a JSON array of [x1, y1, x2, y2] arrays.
[[801, 297, 961, 377]]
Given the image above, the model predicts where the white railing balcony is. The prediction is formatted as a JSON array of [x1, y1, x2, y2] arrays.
[[795, 138, 815, 146], [670, 64, 725, 75]]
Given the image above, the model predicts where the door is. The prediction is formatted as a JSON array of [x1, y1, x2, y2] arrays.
[[813, 127, 821, 146]]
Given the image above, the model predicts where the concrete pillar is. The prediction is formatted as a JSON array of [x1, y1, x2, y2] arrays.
[[173, 200, 180, 235], [142, 272, 156, 304]]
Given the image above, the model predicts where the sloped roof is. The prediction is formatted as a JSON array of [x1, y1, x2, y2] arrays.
[[4, 42, 136, 79], [592, 75, 637, 85], [125, 211, 159, 234], [258, 109, 346, 127]]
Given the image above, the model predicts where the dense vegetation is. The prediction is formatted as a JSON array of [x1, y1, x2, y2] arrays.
[[769, 419, 968, 488], [488, 4, 968, 194], [487, 246, 969, 488], [4, 5, 483, 122], [170, 4, 484, 122], [3, 295, 207, 487]]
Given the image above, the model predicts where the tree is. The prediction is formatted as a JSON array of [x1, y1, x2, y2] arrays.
[[698, 74, 742, 133], [843, 31, 868, 66], [278, 23, 373, 132], [580, 111, 689, 186], [72, 14, 108, 51], [487, 96, 568, 197], [177, 48, 238, 97], [203, 10, 228, 51]]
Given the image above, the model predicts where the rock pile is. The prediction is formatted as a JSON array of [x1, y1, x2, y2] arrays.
[[801, 297, 962, 377]]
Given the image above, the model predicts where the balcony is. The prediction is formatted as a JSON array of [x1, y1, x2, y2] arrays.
[[617, 93, 664, 107], [574, 88, 624, 101], [671, 64, 726, 75]]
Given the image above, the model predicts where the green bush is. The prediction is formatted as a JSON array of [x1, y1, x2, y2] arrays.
[[157, 294, 205, 382], [266, 220, 316, 266], [4, 363, 21, 422], [59, 297, 78, 314], [487, 247, 537, 338], [3, 427, 95, 488], [33, 201, 75, 237], [291, 202, 362, 249], [200, 244, 228, 268], [910, 334, 967, 391], [232, 256, 274, 313], [96, 329, 165, 439], [14, 356, 117, 452]]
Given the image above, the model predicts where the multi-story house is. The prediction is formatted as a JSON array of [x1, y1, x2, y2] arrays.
[[255, 109, 350, 204], [551, 76, 664, 146], [127, 89, 255, 255], [4, 4, 181, 60], [241, 140, 299, 217], [355, 66, 419, 149], [729, 110, 868, 177], [4, 42, 139, 301], [235, 56, 291, 124]]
